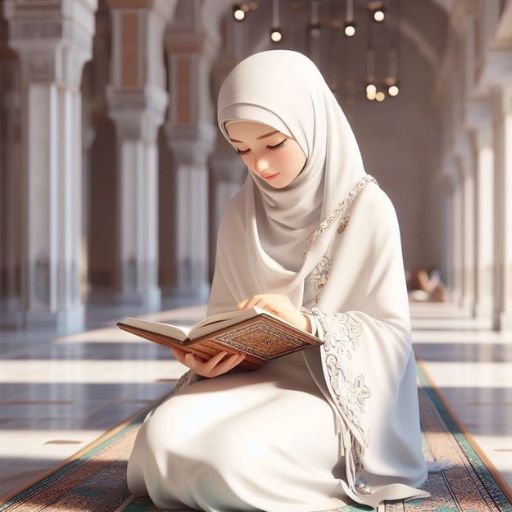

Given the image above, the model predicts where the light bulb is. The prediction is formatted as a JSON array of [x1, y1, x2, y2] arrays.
[[376, 91, 385, 102], [233, 5, 245, 21], [388, 84, 399, 96], [344, 22, 356, 37], [366, 83, 377, 96], [270, 28, 282, 42], [373, 9, 385, 22]]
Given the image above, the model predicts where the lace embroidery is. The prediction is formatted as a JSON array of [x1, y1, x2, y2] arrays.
[[317, 310, 363, 358], [337, 215, 350, 233], [175, 369, 195, 392], [301, 305, 371, 486], [303, 255, 331, 306], [303, 174, 377, 258], [303, 307, 370, 428]]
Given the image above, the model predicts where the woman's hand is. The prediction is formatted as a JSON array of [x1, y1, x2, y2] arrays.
[[238, 293, 311, 333], [169, 346, 246, 378]]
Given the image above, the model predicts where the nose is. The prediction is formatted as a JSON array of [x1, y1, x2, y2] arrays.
[[253, 156, 270, 175]]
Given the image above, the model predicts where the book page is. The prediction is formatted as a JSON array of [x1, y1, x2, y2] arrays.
[[119, 317, 191, 341]]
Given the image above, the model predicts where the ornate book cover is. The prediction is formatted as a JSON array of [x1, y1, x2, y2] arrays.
[[116, 311, 323, 370]]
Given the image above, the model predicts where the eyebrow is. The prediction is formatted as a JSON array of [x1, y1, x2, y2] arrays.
[[228, 130, 280, 143]]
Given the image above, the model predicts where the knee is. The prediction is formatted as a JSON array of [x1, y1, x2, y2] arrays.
[[142, 395, 202, 453], [206, 428, 273, 471]]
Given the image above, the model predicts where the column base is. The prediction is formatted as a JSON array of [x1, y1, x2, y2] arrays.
[[0, 297, 23, 329], [21, 304, 85, 334], [459, 294, 475, 316], [495, 310, 512, 333], [115, 286, 162, 312], [472, 303, 494, 329], [169, 281, 210, 304]]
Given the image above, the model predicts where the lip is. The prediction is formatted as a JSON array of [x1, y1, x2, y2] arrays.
[[261, 173, 279, 180]]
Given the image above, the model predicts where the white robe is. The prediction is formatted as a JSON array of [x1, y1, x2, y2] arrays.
[[126, 273, 351, 512], [127, 178, 431, 510]]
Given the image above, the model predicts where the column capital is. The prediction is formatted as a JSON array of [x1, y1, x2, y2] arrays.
[[466, 98, 492, 139], [108, 0, 176, 18], [167, 122, 216, 167], [165, 29, 218, 62], [4, 0, 98, 87], [477, 49, 512, 93], [491, 84, 512, 121], [453, 131, 474, 178], [209, 148, 245, 183], [107, 85, 168, 142], [442, 154, 462, 186]]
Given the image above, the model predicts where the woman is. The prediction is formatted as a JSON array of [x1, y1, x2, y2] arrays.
[[126, 49, 430, 511]]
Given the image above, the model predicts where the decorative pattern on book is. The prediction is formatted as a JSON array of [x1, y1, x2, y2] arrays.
[[303, 174, 378, 257], [212, 319, 307, 360]]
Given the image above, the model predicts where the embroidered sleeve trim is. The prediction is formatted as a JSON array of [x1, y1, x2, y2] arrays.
[[301, 305, 373, 496], [175, 370, 202, 393]]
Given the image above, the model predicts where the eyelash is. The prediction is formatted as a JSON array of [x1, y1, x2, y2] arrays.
[[235, 139, 287, 155]]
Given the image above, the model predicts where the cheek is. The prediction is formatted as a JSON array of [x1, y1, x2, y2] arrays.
[[274, 149, 305, 176]]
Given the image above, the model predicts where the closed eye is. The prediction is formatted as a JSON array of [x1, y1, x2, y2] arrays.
[[235, 139, 287, 156]]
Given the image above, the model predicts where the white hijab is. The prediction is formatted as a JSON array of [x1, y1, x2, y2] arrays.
[[210, 49, 367, 315], [209, 49, 429, 507]]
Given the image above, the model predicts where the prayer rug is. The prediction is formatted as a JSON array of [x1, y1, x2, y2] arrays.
[[1, 361, 511, 512]]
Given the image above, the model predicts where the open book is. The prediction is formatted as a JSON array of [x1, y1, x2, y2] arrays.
[[116, 306, 323, 370]]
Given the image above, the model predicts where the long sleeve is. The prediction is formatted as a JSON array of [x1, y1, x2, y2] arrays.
[[299, 184, 429, 507]]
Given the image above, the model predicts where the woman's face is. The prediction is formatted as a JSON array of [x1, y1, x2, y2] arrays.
[[225, 121, 307, 189]]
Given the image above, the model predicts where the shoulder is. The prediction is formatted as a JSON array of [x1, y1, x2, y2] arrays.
[[351, 180, 399, 227], [330, 179, 402, 253], [357, 180, 396, 213]]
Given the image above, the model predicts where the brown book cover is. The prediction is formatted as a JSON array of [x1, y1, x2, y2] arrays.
[[116, 307, 323, 370]]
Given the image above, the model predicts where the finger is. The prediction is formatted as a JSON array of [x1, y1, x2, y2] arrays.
[[242, 294, 267, 310], [245, 297, 264, 310], [170, 347, 187, 364], [210, 354, 246, 378], [184, 352, 198, 369], [184, 352, 209, 370], [203, 351, 230, 372], [238, 299, 248, 309], [252, 299, 280, 316], [218, 353, 245, 371], [171, 346, 188, 357]]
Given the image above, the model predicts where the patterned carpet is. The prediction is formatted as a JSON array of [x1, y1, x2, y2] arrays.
[[0, 362, 511, 512]]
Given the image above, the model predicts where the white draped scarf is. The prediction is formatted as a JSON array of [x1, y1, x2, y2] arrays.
[[208, 49, 430, 508]]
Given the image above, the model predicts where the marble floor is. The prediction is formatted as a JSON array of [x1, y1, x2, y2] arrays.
[[0, 300, 511, 502]]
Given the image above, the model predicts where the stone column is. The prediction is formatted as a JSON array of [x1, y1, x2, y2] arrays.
[[440, 173, 455, 299], [455, 134, 476, 315], [468, 101, 495, 325], [165, 30, 219, 301], [81, 86, 94, 303], [4, 0, 97, 332], [491, 85, 512, 332], [209, 150, 245, 237], [0, 53, 22, 327], [107, 0, 176, 310], [451, 162, 464, 306]]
